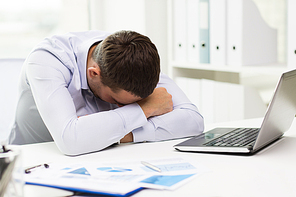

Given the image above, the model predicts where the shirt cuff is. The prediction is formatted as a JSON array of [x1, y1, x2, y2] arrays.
[[132, 120, 156, 142], [114, 103, 147, 134]]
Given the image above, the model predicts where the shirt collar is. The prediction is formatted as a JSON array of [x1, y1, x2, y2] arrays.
[[76, 39, 98, 90], [76, 32, 110, 90]]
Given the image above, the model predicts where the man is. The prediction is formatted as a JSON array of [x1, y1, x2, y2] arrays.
[[9, 30, 204, 156]]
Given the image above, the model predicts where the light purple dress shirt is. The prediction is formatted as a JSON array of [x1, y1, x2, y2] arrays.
[[9, 30, 204, 155]]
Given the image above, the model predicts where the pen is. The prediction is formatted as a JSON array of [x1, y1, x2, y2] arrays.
[[1, 144, 11, 153], [1, 145, 6, 153], [24, 163, 49, 174], [141, 161, 161, 172]]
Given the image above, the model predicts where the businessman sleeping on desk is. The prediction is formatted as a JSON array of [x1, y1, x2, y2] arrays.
[[9, 30, 204, 156]]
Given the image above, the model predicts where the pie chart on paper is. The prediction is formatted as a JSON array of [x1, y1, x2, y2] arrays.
[[97, 167, 132, 172]]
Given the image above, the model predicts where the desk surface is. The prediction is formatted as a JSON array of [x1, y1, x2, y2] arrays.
[[19, 118, 296, 197]]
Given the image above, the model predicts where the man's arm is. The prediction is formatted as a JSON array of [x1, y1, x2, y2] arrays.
[[26, 51, 148, 155], [120, 87, 174, 143], [126, 73, 204, 143]]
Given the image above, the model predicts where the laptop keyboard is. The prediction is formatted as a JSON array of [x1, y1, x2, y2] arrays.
[[203, 128, 260, 147]]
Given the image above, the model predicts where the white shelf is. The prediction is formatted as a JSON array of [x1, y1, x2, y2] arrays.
[[171, 62, 288, 75], [167, 0, 290, 106], [170, 61, 287, 104], [167, 0, 288, 81]]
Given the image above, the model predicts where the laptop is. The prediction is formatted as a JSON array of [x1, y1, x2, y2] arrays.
[[174, 69, 296, 154]]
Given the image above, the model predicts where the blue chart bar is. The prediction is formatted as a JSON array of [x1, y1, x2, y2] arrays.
[[140, 174, 194, 187]]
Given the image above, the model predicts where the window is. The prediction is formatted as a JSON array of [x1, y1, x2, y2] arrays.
[[0, 0, 89, 58]]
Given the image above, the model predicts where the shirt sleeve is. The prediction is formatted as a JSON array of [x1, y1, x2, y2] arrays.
[[26, 50, 148, 156], [132, 73, 204, 142]]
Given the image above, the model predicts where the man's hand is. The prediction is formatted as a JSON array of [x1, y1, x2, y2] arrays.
[[137, 87, 173, 119], [120, 132, 134, 143]]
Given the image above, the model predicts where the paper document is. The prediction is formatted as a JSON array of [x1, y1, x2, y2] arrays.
[[25, 157, 209, 195]]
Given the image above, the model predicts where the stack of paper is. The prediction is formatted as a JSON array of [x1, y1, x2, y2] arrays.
[[25, 157, 209, 196]]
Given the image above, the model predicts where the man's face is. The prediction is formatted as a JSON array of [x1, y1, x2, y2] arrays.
[[87, 52, 142, 106], [90, 81, 142, 107]]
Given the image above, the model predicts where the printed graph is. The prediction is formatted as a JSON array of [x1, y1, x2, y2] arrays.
[[97, 167, 132, 173]]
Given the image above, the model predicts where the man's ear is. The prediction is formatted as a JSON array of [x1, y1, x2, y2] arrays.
[[88, 66, 101, 79]]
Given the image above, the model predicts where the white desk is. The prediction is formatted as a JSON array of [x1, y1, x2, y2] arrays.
[[19, 118, 296, 197]]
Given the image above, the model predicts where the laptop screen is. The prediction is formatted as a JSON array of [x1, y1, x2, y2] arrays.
[[254, 69, 296, 150]]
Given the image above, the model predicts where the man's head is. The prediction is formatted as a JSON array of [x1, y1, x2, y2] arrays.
[[92, 30, 160, 99]]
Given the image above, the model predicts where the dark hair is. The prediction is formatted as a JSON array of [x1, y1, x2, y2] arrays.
[[92, 30, 160, 98]]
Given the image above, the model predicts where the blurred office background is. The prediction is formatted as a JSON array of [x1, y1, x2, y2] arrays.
[[0, 0, 169, 72], [0, 0, 291, 125], [0, 0, 286, 70]]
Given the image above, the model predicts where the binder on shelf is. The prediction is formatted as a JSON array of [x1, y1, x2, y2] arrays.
[[187, 0, 199, 63], [209, 0, 227, 66], [227, 0, 277, 66], [287, 0, 296, 69], [175, 77, 201, 108], [199, 0, 210, 64], [173, 0, 187, 62]]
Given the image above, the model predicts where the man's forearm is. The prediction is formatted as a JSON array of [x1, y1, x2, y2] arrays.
[[132, 104, 204, 143]]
